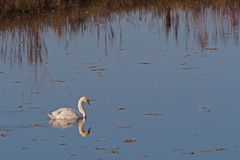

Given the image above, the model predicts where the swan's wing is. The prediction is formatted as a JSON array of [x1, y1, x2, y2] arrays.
[[48, 108, 80, 119]]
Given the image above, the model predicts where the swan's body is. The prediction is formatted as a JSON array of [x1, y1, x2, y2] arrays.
[[48, 96, 90, 119]]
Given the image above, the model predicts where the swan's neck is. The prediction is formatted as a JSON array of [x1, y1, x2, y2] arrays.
[[78, 100, 86, 118]]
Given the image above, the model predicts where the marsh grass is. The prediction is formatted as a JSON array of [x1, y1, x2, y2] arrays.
[[1, 0, 240, 19]]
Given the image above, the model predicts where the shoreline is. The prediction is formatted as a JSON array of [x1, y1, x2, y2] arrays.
[[1, 0, 240, 20]]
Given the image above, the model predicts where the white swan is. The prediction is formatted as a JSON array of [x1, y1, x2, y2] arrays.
[[48, 96, 91, 119]]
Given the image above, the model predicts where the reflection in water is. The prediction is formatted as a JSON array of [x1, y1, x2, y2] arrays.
[[49, 118, 91, 138], [0, 1, 239, 66]]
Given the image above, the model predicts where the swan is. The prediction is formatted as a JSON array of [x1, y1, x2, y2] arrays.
[[48, 96, 91, 119]]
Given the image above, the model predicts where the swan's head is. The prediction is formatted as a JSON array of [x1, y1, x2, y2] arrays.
[[80, 96, 91, 106]]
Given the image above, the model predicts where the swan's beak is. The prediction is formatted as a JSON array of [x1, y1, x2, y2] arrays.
[[87, 101, 91, 106]]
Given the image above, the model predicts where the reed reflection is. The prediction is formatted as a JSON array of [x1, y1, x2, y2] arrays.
[[49, 118, 91, 138], [0, 0, 239, 66]]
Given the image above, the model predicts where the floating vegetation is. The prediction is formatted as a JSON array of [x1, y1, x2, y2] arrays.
[[177, 146, 226, 155], [58, 143, 67, 147], [31, 137, 45, 142], [117, 107, 126, 111], [31, 123, 45, 128], [123, 138, 137, 143], [143, 113, 163, 116], [88, 64, 106, 76], [117, 125, 130, 129], [183, 54, 192, 58], [138, 61, 151, 65], [95, 147, 121, 154], [199, 106, 212, 112], [117, 48, 130, 51], [16, 105, 23, 109], [0, 130, 9, 138], [21, 147, 30, 150], [89, 65, 97, 69], [176, 67, 200, 70], [79, 60, 85, 64], [90, 68, 106, 72], [13, 81, 23, 83], [206, 47, 218, 51], [200, 147, 226, 153], [52, 80, 65, 83]]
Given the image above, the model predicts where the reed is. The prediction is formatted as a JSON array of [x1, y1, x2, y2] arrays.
[[1, 0, 240, 19]]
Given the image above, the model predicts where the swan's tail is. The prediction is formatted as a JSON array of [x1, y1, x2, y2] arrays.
[[48, 113, 54, 119]]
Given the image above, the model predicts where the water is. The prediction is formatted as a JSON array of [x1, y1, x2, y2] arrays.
[[0, 3, 240, 160]]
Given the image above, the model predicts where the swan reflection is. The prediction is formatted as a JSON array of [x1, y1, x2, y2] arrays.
[[49, 118, 91, 138]]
